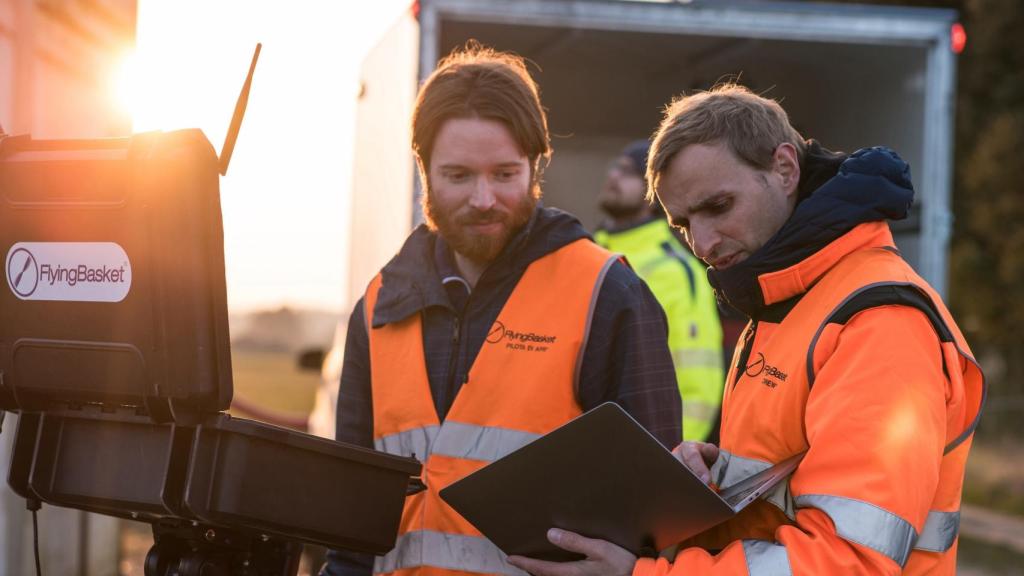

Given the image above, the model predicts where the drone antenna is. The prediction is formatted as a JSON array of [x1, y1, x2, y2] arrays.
[[219, 43, 261, 176]]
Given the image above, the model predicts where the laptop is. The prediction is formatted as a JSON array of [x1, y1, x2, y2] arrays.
[[439, 402, 803, 561]]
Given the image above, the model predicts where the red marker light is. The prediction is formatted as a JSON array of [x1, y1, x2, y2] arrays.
[[411, 0, 421, 20], [951, 22, 967, 54]]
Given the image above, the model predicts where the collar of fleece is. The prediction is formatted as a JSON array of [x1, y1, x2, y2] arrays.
[[708, 142, 915, 319]]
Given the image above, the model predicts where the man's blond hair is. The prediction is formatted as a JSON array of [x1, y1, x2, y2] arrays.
[[646, 84, 806, 200]]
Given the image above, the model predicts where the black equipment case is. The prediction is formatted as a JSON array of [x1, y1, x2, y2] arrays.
[[0, 130, 420, 558], [0, 130, 232, 419]]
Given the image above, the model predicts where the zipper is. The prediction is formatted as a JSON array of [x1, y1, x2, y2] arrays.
[[447, 314, 462, 373], [442, 285, 473, 420], [732, 321, 758, 390], [720, 320, 757, 437]]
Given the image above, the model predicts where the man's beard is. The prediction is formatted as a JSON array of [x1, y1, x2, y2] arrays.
[[423, 187, 538, 265]]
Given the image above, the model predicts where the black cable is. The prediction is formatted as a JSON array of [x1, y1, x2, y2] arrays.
[[28, 499, 42, 576], [32, 509, 41, 576]]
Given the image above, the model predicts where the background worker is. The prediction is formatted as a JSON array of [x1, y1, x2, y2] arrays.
[[594, 140, 724, 442], [321, 45, 681, 576], [508, 83, 985, 576]]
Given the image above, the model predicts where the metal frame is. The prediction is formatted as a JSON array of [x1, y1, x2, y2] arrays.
[[417, 0, 958, 294]]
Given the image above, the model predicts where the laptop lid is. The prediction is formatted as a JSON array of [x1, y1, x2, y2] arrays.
[[440, 403, 737, 561]]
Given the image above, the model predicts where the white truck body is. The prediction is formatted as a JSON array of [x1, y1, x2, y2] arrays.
[[347, 0, 959, 304]]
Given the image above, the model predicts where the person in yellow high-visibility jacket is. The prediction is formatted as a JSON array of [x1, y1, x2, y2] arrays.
[[595, 140, 724, 442]]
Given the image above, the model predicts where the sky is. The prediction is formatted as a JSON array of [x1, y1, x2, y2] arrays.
[[125, 1, 412, 314]]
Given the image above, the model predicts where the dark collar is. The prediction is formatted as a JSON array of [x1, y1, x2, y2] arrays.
[[434, 237, 471, 313], [371, 205, 588, 327], [709, 144, 914, 319]]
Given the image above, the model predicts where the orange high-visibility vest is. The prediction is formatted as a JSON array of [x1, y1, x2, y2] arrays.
[[635, 222, 985, 576], [366, 238, 618, 576]]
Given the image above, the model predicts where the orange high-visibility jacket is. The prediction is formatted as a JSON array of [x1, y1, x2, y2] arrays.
[[634, 222, 985, 576], [366, 238, 618, 576]]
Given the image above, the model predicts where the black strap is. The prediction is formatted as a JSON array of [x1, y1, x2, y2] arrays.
[[824, 284, 954, 343], [807, 283, 984, 454], [807, 283, 956, 391]]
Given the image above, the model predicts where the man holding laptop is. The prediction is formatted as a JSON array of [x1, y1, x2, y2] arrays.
[[321, 45, 681, 576], [507, 85, 985, 576]]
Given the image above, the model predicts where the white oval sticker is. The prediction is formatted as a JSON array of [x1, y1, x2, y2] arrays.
[[5, 242, 133, 302]]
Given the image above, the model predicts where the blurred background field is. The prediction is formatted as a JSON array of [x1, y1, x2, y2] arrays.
[[963, 442, 1024, 518], [222, 306, 338, 428], [228, 349, 321, 425]]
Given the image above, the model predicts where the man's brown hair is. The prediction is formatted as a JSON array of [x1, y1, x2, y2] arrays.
[[412, 43, 551, 192], [646, 83, 806, 200]]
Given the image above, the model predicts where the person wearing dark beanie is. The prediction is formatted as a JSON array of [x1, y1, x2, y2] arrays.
[[594, 140, 725, 443]]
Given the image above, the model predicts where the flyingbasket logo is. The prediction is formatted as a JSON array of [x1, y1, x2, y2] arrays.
[[5, 242, 132, 303], [486, 321, 507, 344], [744, 352, 788, 389], [7, 247, 39, 298], [486, 320, 557, 352]]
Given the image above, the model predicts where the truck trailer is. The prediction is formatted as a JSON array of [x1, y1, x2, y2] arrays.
[[346, 0, 960, 306]]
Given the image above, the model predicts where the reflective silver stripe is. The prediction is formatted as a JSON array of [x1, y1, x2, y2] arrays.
[[914, 509, 960, 552], [672, 348, 723, 370], [711, 450, 796, 519], [431, 421, 541, 462], [574, 253, 619, 393], [742, 540, 792, 576], [376, 423, 541, 463], [711, 449, 772, 489], [375, 425, 441, 462], [682, 400, 719, 423], [795, 494, 916, 567], [763, 478, 797, 521], [374, 530, 528, 576]]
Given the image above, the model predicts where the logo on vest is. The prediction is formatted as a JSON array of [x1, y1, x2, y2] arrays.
[[744, 352, 788, 389], [486, 320, 557, 353]]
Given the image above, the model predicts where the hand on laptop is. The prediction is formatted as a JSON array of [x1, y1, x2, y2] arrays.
[[672, 441, 719, 485], [507, 528, 636, 576]]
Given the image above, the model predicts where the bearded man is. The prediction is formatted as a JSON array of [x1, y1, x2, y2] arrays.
[[321, 45, 681, 576]]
